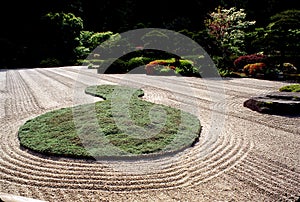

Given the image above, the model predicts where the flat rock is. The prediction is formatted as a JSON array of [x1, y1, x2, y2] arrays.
[[243, 92, 300, 116]]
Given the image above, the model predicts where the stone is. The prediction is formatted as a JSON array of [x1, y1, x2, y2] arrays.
[[243, 92, 300, 116]]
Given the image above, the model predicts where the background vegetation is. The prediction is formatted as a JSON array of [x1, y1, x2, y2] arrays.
[[1, 0, 299, 79]]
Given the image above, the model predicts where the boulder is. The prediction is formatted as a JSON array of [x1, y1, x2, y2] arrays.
[[244, 92, 300, 116]]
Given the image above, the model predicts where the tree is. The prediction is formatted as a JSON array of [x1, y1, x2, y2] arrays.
[[255, 10, 300, 67], [205, 7, 256, 57], [74, 31, 114, 60], [41, 12, 84, 65], [205, 7, 256, 70]]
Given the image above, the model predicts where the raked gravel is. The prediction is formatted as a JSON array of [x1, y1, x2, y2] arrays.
[[0, 66, 299, 202]]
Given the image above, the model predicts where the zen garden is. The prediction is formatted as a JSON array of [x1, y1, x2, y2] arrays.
[[0, 1, 299, 201], [13, 7, 300, 159]]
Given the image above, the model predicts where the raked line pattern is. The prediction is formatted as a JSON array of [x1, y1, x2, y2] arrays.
[[0, 67, 299, 201]]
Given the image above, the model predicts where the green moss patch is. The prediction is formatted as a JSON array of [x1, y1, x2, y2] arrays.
[[279, 84, 300, 92], [18, 85, 201, 159]]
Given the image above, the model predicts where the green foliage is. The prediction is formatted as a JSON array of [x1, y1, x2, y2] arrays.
[[178, 29, 214, 53], [145, 59, 199, 76], [218, 69, 236, 77], [2, 0, 300, 69], [268, 10, 300, 30], [44, 12, 84, 31], [205, 7, 256, 60], [245, 27, 267, 53], [97, 57, 196, 75], [75, 31, 114, 59], [203, 7, 258, 71], [141, 30, 170, 48], [90, 45, 201, 75], [42, 12, 84, 65], [175, 60, 200, 76], [266, 10, 300, 52], [98, 33, 132, 56], [19, 85, 201, 158], [103, 58, 128, 73], [251, 10, 300, 68], [279, 84, 300, 92], [127, 57, 154, 69], [267, 10, 300, 62]]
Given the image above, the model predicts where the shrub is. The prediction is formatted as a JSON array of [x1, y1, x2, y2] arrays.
[[96, 57, 155, 74], [234, 53, 268, 70], [75, 31, 115, 60], [145, 60, 173, 75], [282, 63, 297, 74], [95, 56, 198, 76], [243, 62, 266, 76], [175, 60, 199, 76], [42, 12, 84, 65], [205, 7, 256, 71], [145, 59, 198, 76], [101, 58, 128, 74], [127, 57, 154, 70]]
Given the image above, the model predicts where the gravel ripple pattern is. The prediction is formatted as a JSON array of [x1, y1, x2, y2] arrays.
[[0, 67, 299, 202]]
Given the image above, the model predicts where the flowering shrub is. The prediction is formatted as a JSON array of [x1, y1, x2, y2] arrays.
[[234, 53, 268, 70], [243, 63, 266, 76], [205, 7, 256, 57]]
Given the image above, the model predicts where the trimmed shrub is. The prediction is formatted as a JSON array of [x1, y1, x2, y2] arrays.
[[95, 49, 182, 74], [234, 53, 268, 70], [145, 59, 198, 76], [96, 57, 155, 74], [175, 59, 199, 76], [145, 60, 175, 75], [243, 62, 266, 76], [127, 57, 154, 70]]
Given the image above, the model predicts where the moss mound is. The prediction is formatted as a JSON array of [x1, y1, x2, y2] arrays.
[[18, 85, 201, 159], [279, 84, 300, 92]]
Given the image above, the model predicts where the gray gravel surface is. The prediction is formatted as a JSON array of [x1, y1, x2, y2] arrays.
[[0, 67, 299, 202]]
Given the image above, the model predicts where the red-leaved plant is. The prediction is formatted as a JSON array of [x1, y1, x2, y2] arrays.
[[145, 60, 176, 75], [234, 53, 268, 70], [243, 62, 266, 76]]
